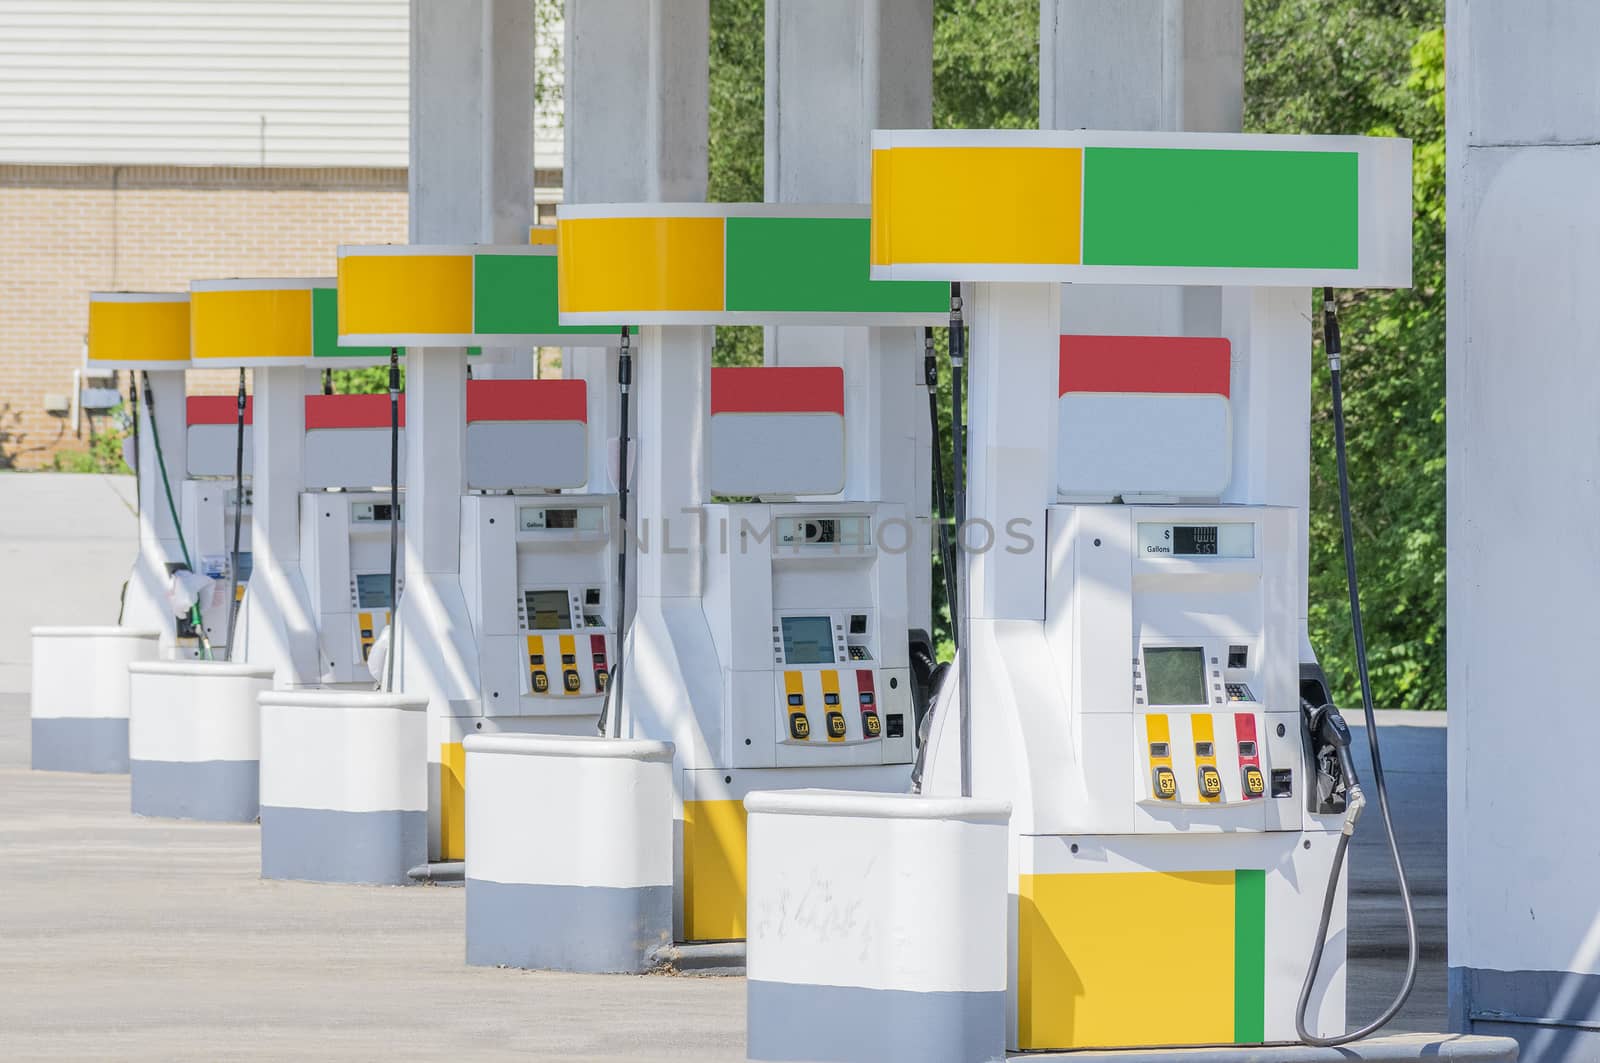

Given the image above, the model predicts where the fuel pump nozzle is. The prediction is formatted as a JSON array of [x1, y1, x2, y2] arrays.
[[1304, 700, 1366, 834]]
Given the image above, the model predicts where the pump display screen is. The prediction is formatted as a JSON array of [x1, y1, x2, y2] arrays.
[[1173, 526, 1218, 555], [356, 573, 392, 608], [781, 616, 835, 665], [524, 590, 572, 630], [1144, 647, 1207, 705]]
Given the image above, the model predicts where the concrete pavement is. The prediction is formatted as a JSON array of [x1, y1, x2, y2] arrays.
[[0, 691, 746, 1062]]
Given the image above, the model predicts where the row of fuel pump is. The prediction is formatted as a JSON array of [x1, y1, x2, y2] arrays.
[[88, 127, 1414, 1054]]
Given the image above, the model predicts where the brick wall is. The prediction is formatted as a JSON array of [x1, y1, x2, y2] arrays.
[[0, 165, 408, 469]]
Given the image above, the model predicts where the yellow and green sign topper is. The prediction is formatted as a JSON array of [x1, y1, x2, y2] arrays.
[[555, 203, 948, 327], [188, 277, 386, 367], [869, 130, 1413, 289], [87, 292, 191, 371], [336, 244, 625, 349]]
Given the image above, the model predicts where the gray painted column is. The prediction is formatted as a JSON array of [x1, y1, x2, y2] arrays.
[[244, 366, 320, 684], [404, 1, 536, 859], [1447, 4, 1600, 1059], [764, 0, 934, 634]]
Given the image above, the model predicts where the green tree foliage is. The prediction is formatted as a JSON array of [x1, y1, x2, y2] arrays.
[[1247, 2, 1445, 709], [933, 0, 1038, 130]]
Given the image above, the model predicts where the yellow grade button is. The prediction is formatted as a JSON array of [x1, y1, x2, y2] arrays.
[[827, 712, 847, 738], [863, 714, 882, 737], [790, 714, 811, 740], [1199, 765, 1223, 798], [1243, 766, 1266, 797], [1153, 767, 1178, 800]]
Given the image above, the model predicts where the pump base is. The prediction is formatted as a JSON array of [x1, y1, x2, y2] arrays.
[[1023, 1032, 1516, 1061]]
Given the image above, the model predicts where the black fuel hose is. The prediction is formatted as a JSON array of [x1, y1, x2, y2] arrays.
[[224, 368, 246, 657], [1295, 288, 1419, 1045], [141, 371, 212, 659], [384, 348, 400, 692]]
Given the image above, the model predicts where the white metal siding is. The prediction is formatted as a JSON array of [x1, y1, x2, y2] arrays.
[[0, 0, 410, 167]]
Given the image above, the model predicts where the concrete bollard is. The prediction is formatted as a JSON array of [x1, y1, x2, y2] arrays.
[[746, 790, 1011, 1063], [128, 660, 274, 821], [464, 734, 674, 972], [258, 690, 427, 885], [30, 626, 161, 773]]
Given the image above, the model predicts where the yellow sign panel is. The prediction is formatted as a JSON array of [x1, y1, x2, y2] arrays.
[[871, 146, 1083, 267], [440, 741, 466, 862], [557, 215, 725, 315], [683, 798, 747, 941], [1018, 870, 1235, 1049], [191, 287, 313, 363], [87, 296, 190, 368], [338, 253, 473, 337]]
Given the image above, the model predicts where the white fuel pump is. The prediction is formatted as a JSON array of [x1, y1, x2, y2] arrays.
[[185, 277, 407, 687], [459, 377, 617, 713], [554, 203, 947, 941], [86, 292, 217, 660], [869, 129, 1414, 1050], [336, 242, 631, 860], [297, 392, 407, 685], [178, 394, 253, 655]]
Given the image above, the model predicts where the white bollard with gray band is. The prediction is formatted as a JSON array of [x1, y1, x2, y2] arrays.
[[464, 734, 674, 973], [128, 660, 274, 821], [746, 790, 1011, 1063], [30, 626, 161, 774], [258, 690, 427, 885]]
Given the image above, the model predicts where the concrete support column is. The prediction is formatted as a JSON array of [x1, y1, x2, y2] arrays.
[[1447, 4, 1600, 1057], [406, 0, 537, 859], [564, 0, 710, 204], [964, 283, 1059, 624], [245, 366, 319, 685], [563, 0, 709, 594], [634, 326, 712, 601], [564, 0, 709, 493], [1220, 287, 1313, 634], [763, 0, 934, 633]]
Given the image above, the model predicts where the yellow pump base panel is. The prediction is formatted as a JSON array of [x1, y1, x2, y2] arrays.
[[1013, 831, 1345, 1051]]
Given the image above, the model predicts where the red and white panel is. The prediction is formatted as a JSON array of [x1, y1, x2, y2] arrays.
[[303, 394, 406, 490], [1057, 335, 1232, 499], [186, 396, 254, 478], [464, 379, 587, 491], [709, 366, 845, 497]]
